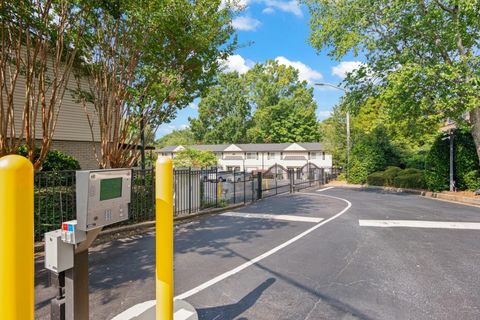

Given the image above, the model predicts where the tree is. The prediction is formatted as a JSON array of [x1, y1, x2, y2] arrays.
[[319, 106, 347, 167], [156, 129, 196, 149], [246, 61, 320, 143], [77, 0, 235, 168], [0, 0, 91, 170], [305, 0, 480, 162], [173, 148, 217, 168], [190, 72, 251, 143]]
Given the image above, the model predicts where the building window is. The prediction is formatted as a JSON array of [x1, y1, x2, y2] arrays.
[[322, 152, 325, 160], [246, 152, 257, 160], [310, 152, 317, 159], [268, 152, 276, 160]]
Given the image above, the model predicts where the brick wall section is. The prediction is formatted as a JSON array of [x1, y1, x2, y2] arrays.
[[50, 140, 100, 169]]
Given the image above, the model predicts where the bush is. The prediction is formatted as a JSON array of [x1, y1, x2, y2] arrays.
[[383, 166, 402, 185], [18, 146, 81, 171], [393, 172, 426, 189], [402, 168, 422, 175], [463, 170, 480, 191], [367, 171, 386, 186], [425, 128, 480, 191], [347, 127, 401, 184]]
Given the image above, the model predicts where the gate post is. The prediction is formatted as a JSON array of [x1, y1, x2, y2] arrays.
[[257, 172, 262, 200], [155, 157, 174, 320], [0, 155, 34, 320]]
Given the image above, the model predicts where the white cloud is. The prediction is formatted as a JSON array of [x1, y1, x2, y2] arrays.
[[261, 0, 302, 17], [274, 56, 323, 84], [262, 7, 275, 14], [232, 16, 261, 31], [188, 102, 198, 110], [318, 110, 332, 119], [221, 0, 250, 11], [332, 61, 364, 78], [222, 54, 254, 74]]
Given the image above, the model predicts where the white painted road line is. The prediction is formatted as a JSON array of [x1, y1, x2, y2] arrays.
[[174, 193, 352, 301], [221, 211, 323, 223], [359, 220, 480, 230], [317, 186, 334, 192], [175, 308, 195, 320]]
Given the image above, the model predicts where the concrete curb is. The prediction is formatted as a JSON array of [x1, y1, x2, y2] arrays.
[[327, 183, 480, 207]]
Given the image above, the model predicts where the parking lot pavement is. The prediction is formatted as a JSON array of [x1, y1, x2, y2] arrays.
[[35, 188, 480, 320]]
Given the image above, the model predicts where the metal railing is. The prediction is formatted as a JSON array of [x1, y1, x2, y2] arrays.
[[33, 165, 331, 241]]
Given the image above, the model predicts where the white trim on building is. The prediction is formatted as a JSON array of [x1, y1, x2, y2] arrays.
[[157, 143, 333, 172]]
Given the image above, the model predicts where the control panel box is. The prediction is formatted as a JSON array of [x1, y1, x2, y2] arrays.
[[76, 169, 131, 231], [45, 230, 74, 273], [61, 220, 86, 244]]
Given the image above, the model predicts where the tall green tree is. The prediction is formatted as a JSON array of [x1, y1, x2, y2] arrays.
[[77, 0, 235, 168], [305, 0, 480, 161], [190, 72, 251, 143], [156, 129, 196, 148], [246, 61, 320, 143]]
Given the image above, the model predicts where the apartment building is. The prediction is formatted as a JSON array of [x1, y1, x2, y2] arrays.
[[157, 143, 333, 172]]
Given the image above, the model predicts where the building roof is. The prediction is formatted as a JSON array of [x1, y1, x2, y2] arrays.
[[157, 142, 324, 153], [283, 155, 307, 160]]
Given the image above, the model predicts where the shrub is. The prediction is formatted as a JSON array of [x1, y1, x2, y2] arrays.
[[393, 172, 426, 189], [367, 171, 386, 186], [425, 128, 480, 191], [463, 170, 480, 191], [425, 133, 449, 191], [347, 127, 401, 184], [18, 146, 81, 171], [383, 166, 402, 185], [402, 168, 422, 175]]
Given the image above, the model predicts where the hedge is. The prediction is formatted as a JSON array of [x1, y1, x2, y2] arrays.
[[367, 167, 426, 190], [18, 146, 81, 171], [425, 128, 480, 191], [393, 172, 426, 189], [366, 171, 386, 186]]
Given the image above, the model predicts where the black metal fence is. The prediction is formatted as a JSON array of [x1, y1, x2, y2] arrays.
[[33, 165, 330, 241]]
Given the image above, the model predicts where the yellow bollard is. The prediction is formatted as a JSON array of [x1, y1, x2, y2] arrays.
[[155, 157, 174, 320], [0, 155, 34, 320]]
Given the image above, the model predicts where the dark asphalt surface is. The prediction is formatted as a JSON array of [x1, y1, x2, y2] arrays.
[[35, 187, 480, 319]]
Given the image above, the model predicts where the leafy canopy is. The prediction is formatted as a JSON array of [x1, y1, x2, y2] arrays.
[[173, 149, 217, 168], [190, 60, 321, 144]]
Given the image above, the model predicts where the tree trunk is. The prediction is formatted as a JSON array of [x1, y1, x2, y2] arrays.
[[469, 107, 480, 165]]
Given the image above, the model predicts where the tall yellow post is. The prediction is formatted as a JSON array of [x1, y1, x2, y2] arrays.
[[0, 155, 34, 320], [155, 157, 174, 320]]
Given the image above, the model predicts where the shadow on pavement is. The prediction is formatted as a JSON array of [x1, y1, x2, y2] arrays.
[[196, 278, 276, 320]]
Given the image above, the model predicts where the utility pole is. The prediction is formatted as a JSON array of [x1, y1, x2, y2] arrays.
[[449, 130, 454, 192]]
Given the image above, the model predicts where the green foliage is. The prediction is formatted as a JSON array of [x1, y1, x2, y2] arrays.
[[190, 72, 251, 143], [367, 167, 426, 189], [319, 106, 346, 168], [18, 146, 81, 171], [305, 0, 480, 163], [425, 134, 450, 191], [393, 172, 426, 190], [366, 172, 386, 186], [348, 127, 401, 184], [173, 149, 217, 168], [156, 129, 196, 149], [383, 166, 402, 185], [454, 129, 480, 190], [463, 170, 480, 191], [425, 128, 480, 191], [246, 61, 320, 143], [190, 60, 320, 144]]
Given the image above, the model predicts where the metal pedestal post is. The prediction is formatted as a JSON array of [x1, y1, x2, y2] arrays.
[[65, 250, 89, 320], [51, 271, 66, 320]]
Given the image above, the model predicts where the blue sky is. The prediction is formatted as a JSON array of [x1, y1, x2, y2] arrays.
[[156, 0, 364, 139]]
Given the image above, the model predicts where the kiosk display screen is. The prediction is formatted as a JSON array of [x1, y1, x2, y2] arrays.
[[100, 178, 123, 201]]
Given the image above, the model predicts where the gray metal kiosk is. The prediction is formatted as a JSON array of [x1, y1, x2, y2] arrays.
[[45, 169, 132, 320]]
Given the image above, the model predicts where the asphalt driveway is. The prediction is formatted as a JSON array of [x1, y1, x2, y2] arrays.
[[35, 187, 480, 319]]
